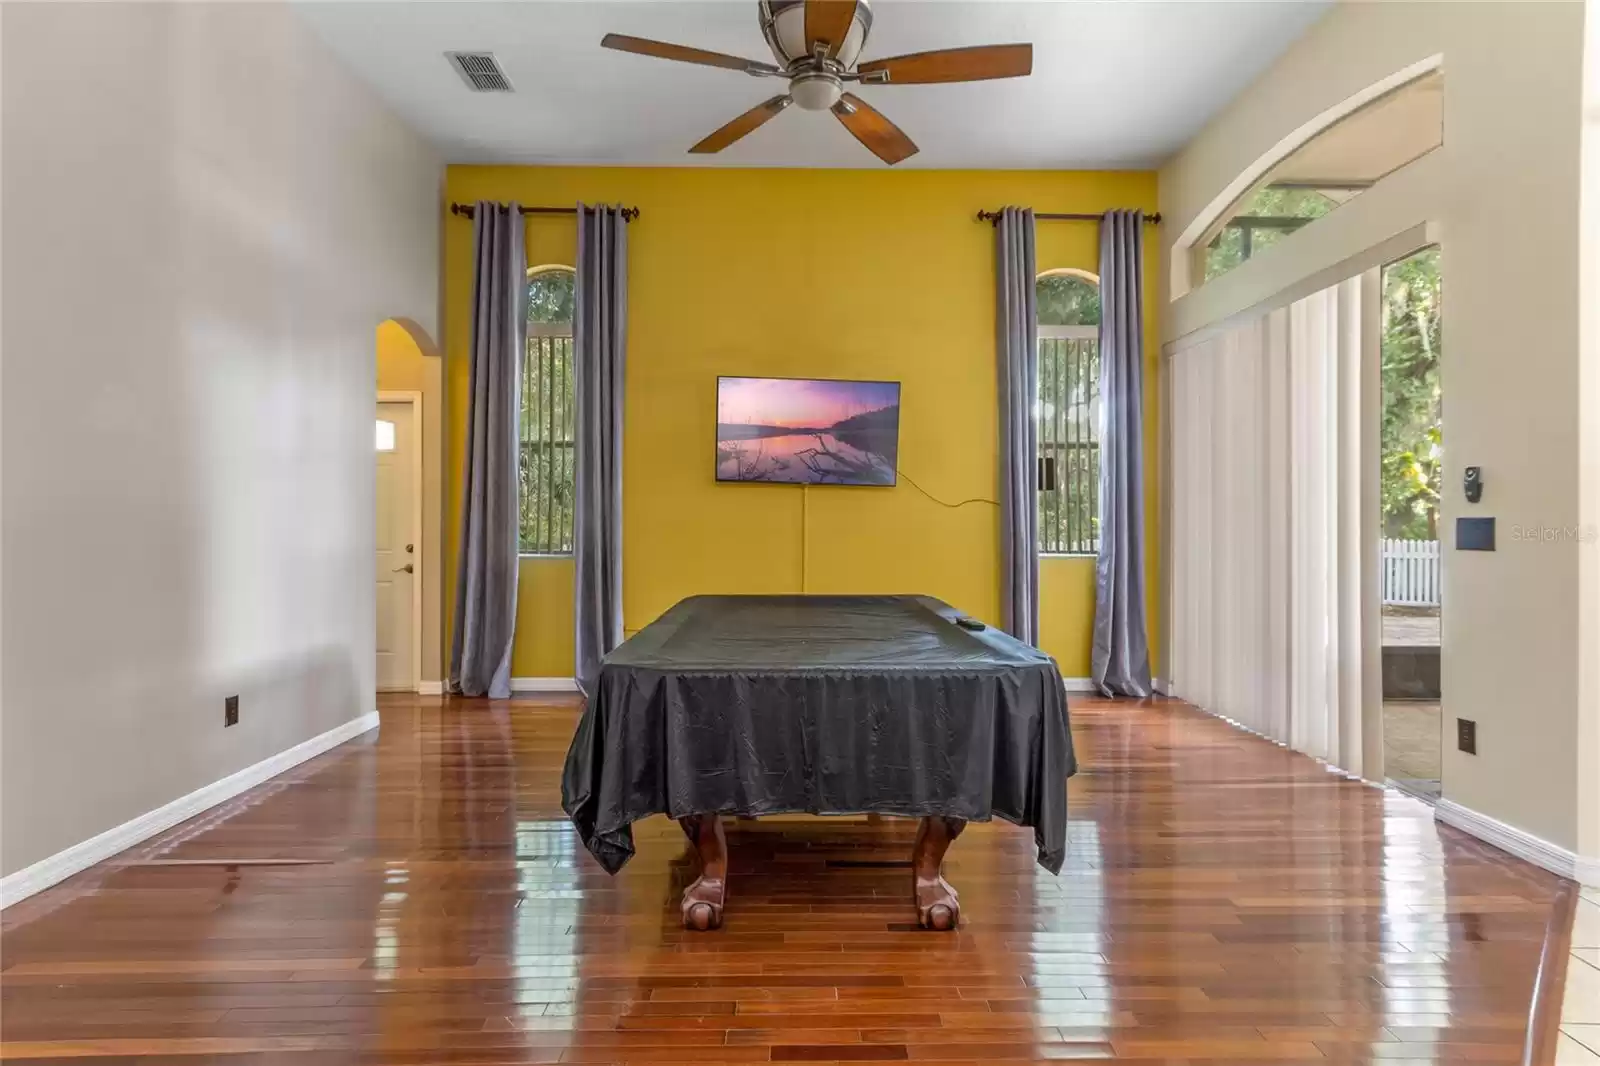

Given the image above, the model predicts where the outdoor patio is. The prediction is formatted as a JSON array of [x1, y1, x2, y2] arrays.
[[1384, 608, 1440, 647], [1383, 605, 1441, 796]]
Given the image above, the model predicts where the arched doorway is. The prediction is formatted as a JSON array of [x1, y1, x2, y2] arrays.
[[376, 317, 443, 693]]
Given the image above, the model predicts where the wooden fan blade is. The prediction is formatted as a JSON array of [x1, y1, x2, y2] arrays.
[[831, 93, 918, 165], [601, 33, 779, 75], [804, 0, 858, 59], [857, 43, 1032, 84], [690, 96, 793, 154]]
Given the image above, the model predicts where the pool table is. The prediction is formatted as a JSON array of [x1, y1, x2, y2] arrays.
[[561, 594, 1074, 930]]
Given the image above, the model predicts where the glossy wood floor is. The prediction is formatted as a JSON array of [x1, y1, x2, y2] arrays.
[[1, 694, 1571, 1064]]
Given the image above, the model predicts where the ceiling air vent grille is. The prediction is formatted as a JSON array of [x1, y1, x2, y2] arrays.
[[447, 52, 513, 93]]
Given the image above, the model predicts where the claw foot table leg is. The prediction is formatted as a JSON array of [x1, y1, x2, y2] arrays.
[[912, 816, 966, 930], [678, 814, 727, 930]]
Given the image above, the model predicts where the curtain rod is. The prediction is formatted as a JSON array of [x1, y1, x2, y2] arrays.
[[450, 202, 640, 222], [975, 210, 1161, 225]]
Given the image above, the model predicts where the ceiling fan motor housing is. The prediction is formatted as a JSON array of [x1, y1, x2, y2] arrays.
[[760, 0, 873, 71]]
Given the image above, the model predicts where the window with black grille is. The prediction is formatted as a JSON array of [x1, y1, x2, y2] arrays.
[[520, 267, 576, 555], [1036, 271, 1101, 556]]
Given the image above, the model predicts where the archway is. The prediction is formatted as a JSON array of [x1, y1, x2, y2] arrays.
[[376, 318, 444, 693]]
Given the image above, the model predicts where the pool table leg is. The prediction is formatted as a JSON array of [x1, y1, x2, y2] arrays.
[[913, 816, 967, 931], [677, 814, 727, 931]]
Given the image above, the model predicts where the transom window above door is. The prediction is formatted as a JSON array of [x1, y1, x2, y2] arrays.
[[1195, 68, 1443, 285]]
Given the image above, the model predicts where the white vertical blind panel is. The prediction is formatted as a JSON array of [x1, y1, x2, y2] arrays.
[[1169, 279, 1363, 773]]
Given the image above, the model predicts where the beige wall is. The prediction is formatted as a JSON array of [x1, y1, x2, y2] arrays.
[[0, 3, 441, 877], [1159, 1, 1589, 850], [1579, 0, 1600, 863]]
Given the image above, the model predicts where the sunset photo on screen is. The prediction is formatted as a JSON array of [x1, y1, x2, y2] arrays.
[[716, 376, 901, 486]]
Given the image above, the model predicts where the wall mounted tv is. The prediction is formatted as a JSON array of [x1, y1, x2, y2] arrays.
[[716, 376, 900, 487]]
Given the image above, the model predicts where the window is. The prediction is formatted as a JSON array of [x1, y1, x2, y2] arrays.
[[520, 266, 576, 555], [1201, 186, 1340, 280], [1037, 270, 1101, 556], [1196, 68, 1443, 284]]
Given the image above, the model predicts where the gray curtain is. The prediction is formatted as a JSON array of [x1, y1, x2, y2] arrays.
[[449, 202, 525, 699], [996, 207, 1039, 645], [1092, 210, 1153, 697], [574, 204, 628, 696]]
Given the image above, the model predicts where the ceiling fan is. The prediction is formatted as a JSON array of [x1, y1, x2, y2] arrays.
[[601, 0, 1033, 166]]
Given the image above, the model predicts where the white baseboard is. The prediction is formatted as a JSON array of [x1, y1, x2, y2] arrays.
[[417, 680, 444, 696], [1434, 799, 1579, 881], [1063, 678, 1166, 695], [510, 677, 580, 693], [0, 711, 380, 909]]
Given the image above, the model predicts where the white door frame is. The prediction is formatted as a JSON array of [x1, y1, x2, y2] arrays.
[[378, 391, 424, 693]]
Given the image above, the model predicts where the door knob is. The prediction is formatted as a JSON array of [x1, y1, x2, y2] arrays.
[[393, 564, 414, 574], [405, 543, 414, 553]]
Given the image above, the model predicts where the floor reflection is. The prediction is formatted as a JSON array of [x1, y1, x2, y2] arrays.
[[0, 693, 1570, 1065]]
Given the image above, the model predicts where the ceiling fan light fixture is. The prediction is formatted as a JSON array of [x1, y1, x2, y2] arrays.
[[761, 0, 872, 69], [790, 71, 843, 111]]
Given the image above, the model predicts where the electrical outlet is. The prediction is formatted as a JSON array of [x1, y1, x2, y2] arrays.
[[1457, 718, 1476, 755], [225, 695, 240, 728]]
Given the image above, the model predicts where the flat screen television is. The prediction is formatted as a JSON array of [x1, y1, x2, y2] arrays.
[[716, 375, 900, 486]]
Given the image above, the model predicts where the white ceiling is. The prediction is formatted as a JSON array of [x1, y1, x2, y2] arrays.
[[293, 0, 1330, 170]]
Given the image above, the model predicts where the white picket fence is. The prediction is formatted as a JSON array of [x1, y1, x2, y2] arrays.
[[1382, 538, 1441, 606]]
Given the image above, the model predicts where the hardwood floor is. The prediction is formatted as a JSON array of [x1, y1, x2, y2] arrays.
[[0, 694, 1571, 1064]]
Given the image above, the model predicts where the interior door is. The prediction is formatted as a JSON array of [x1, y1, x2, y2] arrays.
[[376, 401, 416, 692]]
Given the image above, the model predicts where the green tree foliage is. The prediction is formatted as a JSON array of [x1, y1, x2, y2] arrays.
[[1037, 272, 1100, 326], [1381, 248, 1442, 539], [528, 267, 575, 325], [1205, 185, 1338, 280]]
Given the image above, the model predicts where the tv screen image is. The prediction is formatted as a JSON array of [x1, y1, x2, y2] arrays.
[[716, 376, 900, 486]]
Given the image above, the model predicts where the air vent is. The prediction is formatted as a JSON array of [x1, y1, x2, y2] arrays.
[[447, 52, 513, 93]]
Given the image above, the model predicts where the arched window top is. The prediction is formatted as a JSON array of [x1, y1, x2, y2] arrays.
[[1174, 58, 1443, 294], [527, 265, 575, 326], [1037, 269, 1100, 327]]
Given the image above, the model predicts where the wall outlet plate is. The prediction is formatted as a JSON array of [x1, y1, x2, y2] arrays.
[[225, 695, 240, 728], [1457, 717, 1477, 755]]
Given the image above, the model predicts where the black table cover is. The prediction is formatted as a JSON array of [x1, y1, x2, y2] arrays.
[[561, 594, 1075, 875]]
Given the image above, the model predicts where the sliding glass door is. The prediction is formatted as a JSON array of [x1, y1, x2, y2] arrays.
[[1378, 248, 1443, 800]]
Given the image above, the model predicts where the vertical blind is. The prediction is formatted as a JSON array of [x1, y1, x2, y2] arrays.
[[1168, 278, 1364, 773]]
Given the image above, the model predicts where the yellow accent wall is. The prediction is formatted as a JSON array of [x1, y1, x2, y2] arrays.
[[443, 167, 1160, 680]]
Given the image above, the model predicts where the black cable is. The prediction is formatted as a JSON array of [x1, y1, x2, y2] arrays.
[[895, 468, 999, 510]]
